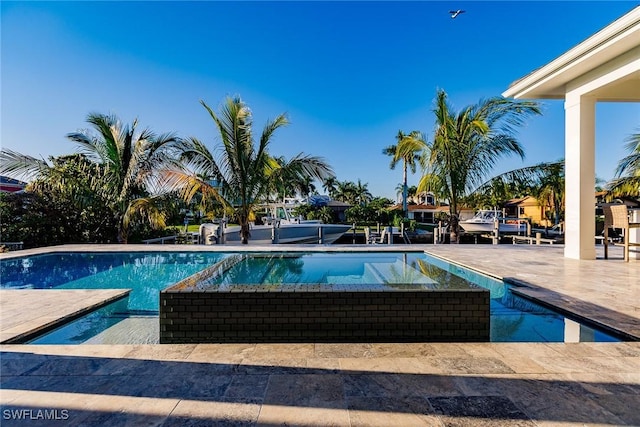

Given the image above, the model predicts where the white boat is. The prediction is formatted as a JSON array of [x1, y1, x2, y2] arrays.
[[459, 209, 527, 234], [200, 204, 352, 245]]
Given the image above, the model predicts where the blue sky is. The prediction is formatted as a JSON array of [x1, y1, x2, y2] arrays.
[[2, 1, 639, 200]]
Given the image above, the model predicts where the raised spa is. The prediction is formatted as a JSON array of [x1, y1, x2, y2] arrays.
[[160, 252, 490, 343]]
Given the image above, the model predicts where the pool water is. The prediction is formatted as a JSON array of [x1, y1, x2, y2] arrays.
[[1, 251, 621, 344], [197, 252, 475, 290], [1, 252, 227, 311]]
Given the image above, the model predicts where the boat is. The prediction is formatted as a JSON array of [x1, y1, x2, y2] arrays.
[[199, 204, 352, 245], [459, 209, 527, 234]]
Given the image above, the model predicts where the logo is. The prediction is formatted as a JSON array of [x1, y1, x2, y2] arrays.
[[3, 409, 70, 420]]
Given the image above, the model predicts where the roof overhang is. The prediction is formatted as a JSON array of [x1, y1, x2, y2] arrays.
[[503, 6, 640, 100]]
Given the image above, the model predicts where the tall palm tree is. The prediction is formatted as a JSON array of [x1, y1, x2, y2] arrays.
[[608, 130, 640, 196], [398, 89, 541, 242], [1, 114, 182, 243], [166, 96, 333, 244], [382, 130, 422, 216]]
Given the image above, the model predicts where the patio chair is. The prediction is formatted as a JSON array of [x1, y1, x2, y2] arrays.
[[603, 204, 640, 262]]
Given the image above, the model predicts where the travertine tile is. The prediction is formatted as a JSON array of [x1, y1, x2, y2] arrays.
[[163, 398, 261, 426], [0, 290, 130, 343], [369, 343, 439, 358], [187, 344, 255, 364], [339, 357, 425, 374], [122, 344, 197, 360], [424, 357, 516, 375], [314, 343, 376, 358], [347, 396, 440, 426], [429, 396, 535, 427]]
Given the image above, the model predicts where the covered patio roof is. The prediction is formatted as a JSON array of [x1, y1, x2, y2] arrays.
[[502, 6, 640, 260], [504, 6, 640, 101]]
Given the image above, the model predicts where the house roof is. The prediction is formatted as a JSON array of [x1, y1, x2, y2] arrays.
[[504, 196, 539, 206], [0, 175, 27, 193], [502, 6, 640, 100], [389, 204, 439, 211], [326, 200, 351, 208]]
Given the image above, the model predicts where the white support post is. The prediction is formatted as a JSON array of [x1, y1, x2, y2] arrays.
[[564, 93, 596, 260]]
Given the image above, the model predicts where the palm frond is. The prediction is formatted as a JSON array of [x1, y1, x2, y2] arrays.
[[123, 197, 167, 231], [161, 168, 228, 207], [0, 149, 51, 181]]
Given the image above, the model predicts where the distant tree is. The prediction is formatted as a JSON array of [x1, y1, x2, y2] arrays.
[[354, 179, 373, 205], [294, 175, 317, 201], [333, 180, 356, 203], [269, 156, 321, 202], [345, 204, 374, 224], [322, 176, 338, 198], [383, 130, 422, 216]]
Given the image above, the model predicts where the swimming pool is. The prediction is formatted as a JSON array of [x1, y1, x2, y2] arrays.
[[0, 250, 620, 343]]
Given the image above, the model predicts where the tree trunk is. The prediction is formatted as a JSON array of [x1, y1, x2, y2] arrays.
[[449, 214, 460, 244], [239, 211, 250, 244], [449, 195, 459, 244], [117, 217, 128, 244], [402, 160, 408, 217]]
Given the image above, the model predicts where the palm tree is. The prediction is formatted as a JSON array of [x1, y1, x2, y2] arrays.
[[395, 183, 404, 202], [66, 114, 182, 243], [608, 130, 640, 196], [382, 130, 422, 216], [1, 114, 182, 243], [322, 176, 338, 198], [333, 180, 356, 203], [353, 179, 373, 205], [166, 96, 333, 244], [295, 175, 317, 201], [398, 89, 541, 242], [269, 156, 321, 202]]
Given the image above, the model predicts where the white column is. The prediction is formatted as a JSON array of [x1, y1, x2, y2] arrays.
[[631, 209, 640, 260], [564, 318, 581, 343], [564, 93, 596, 260]]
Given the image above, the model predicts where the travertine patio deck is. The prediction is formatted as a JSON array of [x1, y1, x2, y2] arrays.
[[0, 290, 130, 344], [1, 244, 639, 426], [1, 342, 639, 426]]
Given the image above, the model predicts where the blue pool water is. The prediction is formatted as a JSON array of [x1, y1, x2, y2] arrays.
[[1, 252, 227, 312], [0, 251, 620, 343]]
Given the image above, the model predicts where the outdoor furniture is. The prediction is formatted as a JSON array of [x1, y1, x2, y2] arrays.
[[0, 241, 23, 251], [511, 235, 555, 245], [603, 204, 640, 262]]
